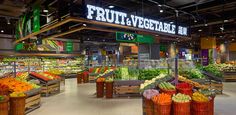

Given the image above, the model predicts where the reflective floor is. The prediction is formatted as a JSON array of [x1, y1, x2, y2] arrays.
[[29, 79, 236, 115]]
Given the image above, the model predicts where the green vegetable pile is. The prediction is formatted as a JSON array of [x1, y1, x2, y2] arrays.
[[114, 67, 166, 80], [179, 68, 205, 79], [202, 64, 223, 78], [159, 82, 175, 90]]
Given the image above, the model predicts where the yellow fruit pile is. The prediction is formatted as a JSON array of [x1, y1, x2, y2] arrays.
[[192, 92, 209, 102], [10, 92, 26, 97]]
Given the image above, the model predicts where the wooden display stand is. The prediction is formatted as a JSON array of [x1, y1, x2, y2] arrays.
[[25, 88, 41, 113], [114, 80, 143, 97], [41, 80, 60, 97], [223, 72, 236, 81]]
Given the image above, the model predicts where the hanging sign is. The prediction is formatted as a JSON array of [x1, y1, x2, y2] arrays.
[[86, 4, 188, 36], [116, 32, 154, 43], [66, 41, 73, 52]]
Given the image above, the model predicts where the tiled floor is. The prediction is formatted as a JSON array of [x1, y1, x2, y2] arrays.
[[29, 79, 236, 115]]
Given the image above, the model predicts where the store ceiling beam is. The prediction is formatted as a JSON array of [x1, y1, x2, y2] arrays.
[[13, 17, 74, 44], [191, 19, 235, 28], [13, 16, 191, 44]]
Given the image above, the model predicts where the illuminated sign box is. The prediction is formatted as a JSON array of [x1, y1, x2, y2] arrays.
[[86, 4, 188, 36]]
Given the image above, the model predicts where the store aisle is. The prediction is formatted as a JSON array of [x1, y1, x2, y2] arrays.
[[28, 79, 236, 115], [28, 79, 142, 115]]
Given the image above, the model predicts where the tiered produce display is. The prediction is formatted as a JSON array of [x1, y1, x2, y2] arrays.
[[142, 81, 216, 115], [30, 72, 61, 97]]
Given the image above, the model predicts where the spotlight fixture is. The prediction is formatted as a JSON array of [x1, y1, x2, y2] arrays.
[[224, 19, 229, 22], [198, 29, 202, 32], [219, 36, 223, 38], [160, 9, 163, 13], [194, 20, 197, 23], [83, 23, 87, 26], [108, 5, 114, 8], [170, 21, 174, 24], [220, 27, 224, 31], [204, 23, 208, 26], [1, 30, 4, 33], [43, 9, 48, 13]]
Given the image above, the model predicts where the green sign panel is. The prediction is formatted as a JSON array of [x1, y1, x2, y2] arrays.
[[33, 5, 40, 32], [116, 32, 154, 44], [15, 43, 24, 51], [116, 32, 137, 42], [66, 41, 73, 52]]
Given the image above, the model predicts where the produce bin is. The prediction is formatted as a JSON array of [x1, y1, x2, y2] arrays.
[[176, 87, 193, 96], [173, 101, 191, 115], [83, 74, 89, 83], [209, 96, 215, 115], [0, 96, 9, 115], [0, 90, 9, 96], [105, 82, 113, 98], [154, 102, 172, 115], [77, 73, 82, 84], [143, 97, 153, 115], [10, 96, 26, 115], [160, 88, 176, 96], [96, 82, 104, 98], [192, 100, 209, 115]]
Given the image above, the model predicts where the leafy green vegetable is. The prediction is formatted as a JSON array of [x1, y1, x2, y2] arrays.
[[179, 68, 205, 79]]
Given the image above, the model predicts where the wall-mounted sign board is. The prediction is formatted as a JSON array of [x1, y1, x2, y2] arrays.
[[86, 4, 188, 36], [116, 32, 154, 44]]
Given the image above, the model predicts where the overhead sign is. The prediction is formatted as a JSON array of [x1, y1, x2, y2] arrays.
[[116, 32, 154, 44], [86, 4, 188, 36]]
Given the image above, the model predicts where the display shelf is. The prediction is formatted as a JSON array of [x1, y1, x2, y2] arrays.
[[25, 88, 42, 114], [114, 80, 144, 97]]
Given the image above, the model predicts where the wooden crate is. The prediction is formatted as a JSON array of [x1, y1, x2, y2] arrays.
[[25, 88, 41, 114], [224, 74, 236, 81], [41, 82, 60, 97], [114, 86, 140, 94], [206, 82, 223, 94]]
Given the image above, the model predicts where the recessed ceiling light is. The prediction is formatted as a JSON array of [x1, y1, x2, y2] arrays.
[[1, 30, 4, 33], [160, 9, 163, 13], [194, 20, 197, 23], [224, 19, 229, 22], [108, 5, 114, 8], [198, 29, 202, 32], [83, 23, 87, 26], [43, 9, 48, 13], [204, 23, 208, 26], [219, 36, 223, 38], [170, 21, 174, 24], [232, 39, 235, 41]]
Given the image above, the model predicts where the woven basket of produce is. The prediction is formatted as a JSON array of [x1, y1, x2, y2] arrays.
[[9, 92, 26, 115], [152, 93, 172, 115], [192, 92, 209, 115], [143, 89, 159, 115], [159, 82, 176, 96], [208, 96, 215, 115], [96, 78, 105, 98], [172, 93, 192, 115], [77, 73, 83, 84], [176, 83, 193, 96], [105, 80, 113, 98], [0, 84, 9, 96], [0, 96, 9, 115]]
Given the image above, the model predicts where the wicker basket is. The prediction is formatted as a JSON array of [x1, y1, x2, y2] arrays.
[[83, 74, 89, 83], [154, 102, 172, 115], [10, 96, 26, 115], [0, 89, 9, 96], [105, 82, 113, 98], [192, 100, 209, 115], [209, 96, 215, 115], [77, 73, 83, 84], [0, 96, 9, 115], [96, 82, 104, 98], [176, 87, 193, 96], [143, 98, 154, 115], [173, 101, 191, 115], [160, 88, 176, 96]]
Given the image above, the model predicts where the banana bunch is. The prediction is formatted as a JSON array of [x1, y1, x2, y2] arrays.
[[192, 92, 209, 102]]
